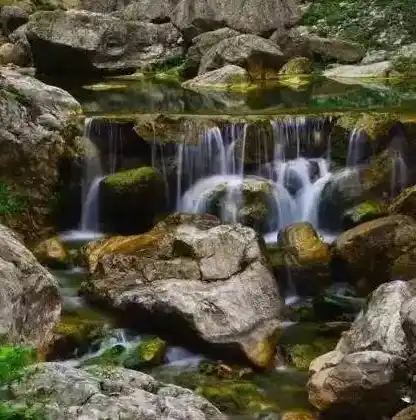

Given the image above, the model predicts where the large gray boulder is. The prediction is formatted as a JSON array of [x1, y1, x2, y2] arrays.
[[171, 0, 302, 41], [25, 10, 184, 77], [199, 34, 285, 79], [308, 280, 416, 417], [0, 6, 29, 36], [6, 363, 225, 419], [82, 214, 284, 368], [184, 28, 241, 77], [0, 224, 61, 348], [279, 28, 365, 64]]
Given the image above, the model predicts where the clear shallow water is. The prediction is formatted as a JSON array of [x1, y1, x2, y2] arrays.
[[54, 76, 416, 116]]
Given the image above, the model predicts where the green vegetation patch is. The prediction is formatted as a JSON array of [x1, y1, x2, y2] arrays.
[[0, 346, 37, 385], [0, 184, 27, 216]]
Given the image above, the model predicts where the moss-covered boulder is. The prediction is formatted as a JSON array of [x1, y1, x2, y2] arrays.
[[45, 308, 109, 360], [33, 236, 71, 268], [333, 215, 416, 294], [341, 200, 387, 229], [100, 166, 166, 234], [278, 57, 313, 88], [388, 184, 416, 219], [271, 222, 331, 296], [123, 337, 167, 370]]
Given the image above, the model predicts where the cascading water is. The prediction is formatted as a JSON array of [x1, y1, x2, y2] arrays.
[[171, 117, 335, 243]]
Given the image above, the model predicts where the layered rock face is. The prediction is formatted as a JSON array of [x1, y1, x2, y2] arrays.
[[0, 66, 83, 242], [308, 280, 416, 418], [0, 223, 61, 348], [82, 214, 284, 368]]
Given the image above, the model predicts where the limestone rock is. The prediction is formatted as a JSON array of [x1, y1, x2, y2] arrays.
[[0, 66, 82, 242], [184, 28, 241, 77], [198, 34, 286, 79], [170, 0, 302, 41], [26, 10, 184, 77], [182, 65, 250, 89], [82, 216, 284, 368], [0, 224, 61, 348], [33, 237, 70, 269]]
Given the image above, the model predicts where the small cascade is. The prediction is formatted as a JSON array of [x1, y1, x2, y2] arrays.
[[175, 117, 335, 242], [80, 176, 104, 232], [346, 127, 366, 167], [390, 133, 408, 197]]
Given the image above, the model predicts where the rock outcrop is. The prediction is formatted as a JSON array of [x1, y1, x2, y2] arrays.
[[82, 213, 284, 368], [0, 224, 61, 348], [25, 10, 184, 77], [0, 66, 83, 242], [308, 280, 416, 418]]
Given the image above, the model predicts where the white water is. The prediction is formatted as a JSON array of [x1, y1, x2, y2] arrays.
[[347, 128, 366, 167], [175, 118, 335, 243]]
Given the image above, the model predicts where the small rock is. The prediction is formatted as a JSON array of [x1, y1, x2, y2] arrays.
[[0, 42, 28, 66], [324, 61, 393, 78]]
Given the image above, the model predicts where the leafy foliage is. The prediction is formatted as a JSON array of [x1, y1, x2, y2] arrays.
[[301, 0, 416, 50], [0, 346, 37, 385]]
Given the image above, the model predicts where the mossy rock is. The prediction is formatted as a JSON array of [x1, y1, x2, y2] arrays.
[[32, 236, 71, 269], [80, 344, 127, 367], [123, 337, 167, 370], [281, 410, 316, 420], [392, 56, 416, 77], [100, 167, 166, 234], [45, 309, 109, 360], [197, 381, 278, 414], [278, 323, 338, 371], [312, 293, 364, 322], [198, 361, 253, 380], [342, 200, 388, 229], [273, 223, 331, 297], [278, 57, 314, 89]]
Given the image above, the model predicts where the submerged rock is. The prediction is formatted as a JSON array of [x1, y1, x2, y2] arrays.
[[198, 34, 286, 79], [182, 65, 250, 89], [82, 214, 284, 368], [26, 10, 184, 77], [123, 337, 167, 369], [308, 280, 415, 418], [0, 223, 61, 348], [334, 215, 416, 293], [5, 362, 225, 419], [100, 166, 166, 234]]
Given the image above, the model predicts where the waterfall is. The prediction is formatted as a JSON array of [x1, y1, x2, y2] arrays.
[[80, 176, 104, 232], [347, 128, 366, 167], [175, 117, 334, 243]]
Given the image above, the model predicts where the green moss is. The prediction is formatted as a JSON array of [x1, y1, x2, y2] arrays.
[[197, 381, 278, 414], [342, 200, 387, 228], [123, 337, 167, 370], [280, 58, 313, 76], [0, 403, 44, 420], [103, 167, 162, 193], [392, 56, 416, 77], [0, 346, 37, 384], [80, 344, 126, 367], [0, 184, 27, 216]]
